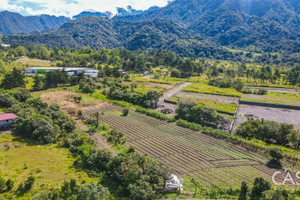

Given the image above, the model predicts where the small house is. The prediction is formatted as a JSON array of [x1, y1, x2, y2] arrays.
[[0, 113, 19, 130]]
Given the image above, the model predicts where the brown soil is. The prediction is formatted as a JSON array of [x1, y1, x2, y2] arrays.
[[39, 90, 117, 156]]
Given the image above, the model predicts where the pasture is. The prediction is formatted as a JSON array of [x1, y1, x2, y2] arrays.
[[0, 134, 95, 195]]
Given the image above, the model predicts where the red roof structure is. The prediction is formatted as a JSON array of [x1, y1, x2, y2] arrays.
[[0, 113, 19, 121]]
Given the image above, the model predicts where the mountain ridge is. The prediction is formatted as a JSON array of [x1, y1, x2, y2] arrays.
[[0, 11, 71, 35]]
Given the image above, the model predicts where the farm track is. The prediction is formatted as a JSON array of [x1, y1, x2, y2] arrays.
[[96, 104, 286, 187]]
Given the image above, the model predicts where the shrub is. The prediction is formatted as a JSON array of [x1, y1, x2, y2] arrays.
[[136, 107, 169, 121], [269, 148, 284, 161], [176, 119, 202, 131], [255, 89, 268, 95], [106, 130, 126, 146], [122, 108, 129, 116], [0, 177, 5, 193], [73, 95, 82, 103], [23, 176, 35, 192], [5, 179, 14, 192], [251, 178, 271, 199]]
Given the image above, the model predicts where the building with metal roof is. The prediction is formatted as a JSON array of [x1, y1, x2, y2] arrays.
[[26, 67, 98, 78]]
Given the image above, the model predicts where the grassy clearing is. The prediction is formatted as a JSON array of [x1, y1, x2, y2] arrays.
[[15, 57, 55, 67], [172, 96, 236, 114], [130, 77, 183, 85], [123, 83, 166, 94], [181, 83, 242, 97], [241, 91, 300, 106], [0, 135, 95, 194]]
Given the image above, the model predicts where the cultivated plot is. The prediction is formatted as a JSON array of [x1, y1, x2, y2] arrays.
[[96, 105, 289, 187]]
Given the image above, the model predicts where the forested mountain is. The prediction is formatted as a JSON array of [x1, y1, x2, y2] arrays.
[[4, 16, 239, 60], [0, 11, 71, 35], [73, 11, 113, 19], [116, 0, 300, 53], [2, 0, 300, 62]]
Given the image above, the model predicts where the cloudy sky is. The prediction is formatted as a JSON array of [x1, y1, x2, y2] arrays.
[[0, 0, 169, 17]]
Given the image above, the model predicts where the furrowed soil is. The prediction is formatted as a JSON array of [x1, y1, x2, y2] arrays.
[[38, 89, 294, 188]]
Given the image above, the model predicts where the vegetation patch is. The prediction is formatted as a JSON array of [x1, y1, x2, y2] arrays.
[[181, 83, 242, 97], [0, 135, 94, 192]]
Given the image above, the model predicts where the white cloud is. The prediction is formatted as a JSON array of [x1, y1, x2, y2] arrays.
[[0, 0, 168, 17]]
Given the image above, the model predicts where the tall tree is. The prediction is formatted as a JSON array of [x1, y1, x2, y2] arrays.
[[1, 67, 26, 89]]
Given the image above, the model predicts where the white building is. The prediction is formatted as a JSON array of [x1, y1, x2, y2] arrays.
[[26, 67, 98, 78]]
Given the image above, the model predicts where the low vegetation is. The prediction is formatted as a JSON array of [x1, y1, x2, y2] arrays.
[[181, 82, 243, 97]]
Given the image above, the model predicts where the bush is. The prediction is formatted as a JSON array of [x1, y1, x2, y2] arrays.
[[170, 69, 181, 78], [176, 119, 202, 131], [136, 107, 169, 121], [255, 89, 268, 95], [251, 178, 271, 199], [106, 130, 126, 146], [122, 108, 129, 116], [269, 148, 284, 161], [23, 176, 35, 192]]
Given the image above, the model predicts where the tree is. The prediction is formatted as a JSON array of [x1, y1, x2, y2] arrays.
[[239, 182, 249, 200], [287, 65, 300, 87], [33, 74, 44, 91], [170, 69, 181, 78], [1, 67, 26, 89], [77, 183, 110, 200], [107, 130, 126, 146], [15, 46, 27, 57], [146, 91, 162, 108], [288, 130, 300, 149], [269, 148, 284, 161], [128, 180, 156, 200], [251, 178, 271, 200], [176, 101, 227, 129]]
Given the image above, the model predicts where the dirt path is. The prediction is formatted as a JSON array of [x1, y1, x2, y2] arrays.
[[156, 82, 192, 111]]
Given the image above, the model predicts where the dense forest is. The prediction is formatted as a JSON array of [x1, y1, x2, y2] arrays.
[[117, 0, 300, 54], [2, 15, 299, 65], [2, 0, 300, 65]]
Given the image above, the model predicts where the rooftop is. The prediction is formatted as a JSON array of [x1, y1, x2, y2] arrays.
[[0, 113, 19, 121], [27, 67, 97, 71]]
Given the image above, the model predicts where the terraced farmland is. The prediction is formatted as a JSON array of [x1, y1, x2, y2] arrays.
[[95, 105, 288, 187]]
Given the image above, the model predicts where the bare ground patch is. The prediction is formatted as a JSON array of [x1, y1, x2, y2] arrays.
[[175, 91, 239, 104], [39, 90, 117, 155], [234, 105, 300, 131]]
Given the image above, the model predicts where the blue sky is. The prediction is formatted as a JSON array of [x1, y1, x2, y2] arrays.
[[0, 0, 169, 17]]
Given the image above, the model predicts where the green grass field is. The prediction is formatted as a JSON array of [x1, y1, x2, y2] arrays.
[[241, 91, 300, 106], [0, 134, 95, 198], [131, 77, 184, 85], [171, 96, 237, 114], [181, 83, 242, 97]]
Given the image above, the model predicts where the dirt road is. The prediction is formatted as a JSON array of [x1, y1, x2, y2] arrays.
[[157, 82, 192, 112]]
